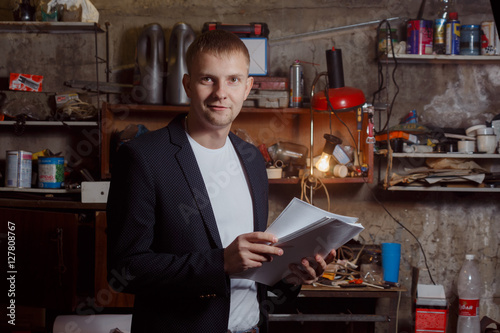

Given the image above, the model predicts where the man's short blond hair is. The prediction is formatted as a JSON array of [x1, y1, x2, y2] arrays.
[[186, 30, 250, 74]]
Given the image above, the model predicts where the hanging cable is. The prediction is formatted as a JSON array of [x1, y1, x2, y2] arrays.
[[311, 49, 436, 285]]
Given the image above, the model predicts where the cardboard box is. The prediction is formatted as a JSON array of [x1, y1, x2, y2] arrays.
[[241, 37, 268, 76], [9, 73, 44, 92], [415, 284, 448, 333], [81, 181, 110, 203]]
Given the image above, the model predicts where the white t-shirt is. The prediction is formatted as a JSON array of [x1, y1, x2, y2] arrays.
[[187, 134, 259, 331]]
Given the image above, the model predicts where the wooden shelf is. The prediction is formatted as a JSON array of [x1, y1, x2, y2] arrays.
[[391, 152, 500, 159], [0, 120, 98, 126], [387, 185, 500, 192], [0, 21, 104, 34], [101, 103, 374, 184], [380, 53, 500, 64]]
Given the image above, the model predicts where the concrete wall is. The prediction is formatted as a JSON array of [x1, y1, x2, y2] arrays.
[[1, 0, 499, 331]]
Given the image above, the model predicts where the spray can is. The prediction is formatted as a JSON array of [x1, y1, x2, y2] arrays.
[[446, 13, 461, 55], [289, 60, 304, 108]]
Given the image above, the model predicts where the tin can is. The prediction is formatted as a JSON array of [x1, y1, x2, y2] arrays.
[[434, 18, 447, 54], [460, 25, 481, 55], [289, 60, 303, 108], [378, 29, 398, 54], [407, 20, 433, 55], [446, 20, 461, 55], [5, 150, 32, 188], [38, 156, 65, 188], [481, 21, 497, 55]]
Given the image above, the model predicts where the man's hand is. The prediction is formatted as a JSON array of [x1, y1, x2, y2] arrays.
[[224, 232, 283, 275], [283, 249, 336, 285]]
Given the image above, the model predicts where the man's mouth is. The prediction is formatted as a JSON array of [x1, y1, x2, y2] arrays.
[[208, 104, 228, 110]]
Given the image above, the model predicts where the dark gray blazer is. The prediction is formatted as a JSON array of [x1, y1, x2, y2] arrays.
[[107, 114, 295, 332]]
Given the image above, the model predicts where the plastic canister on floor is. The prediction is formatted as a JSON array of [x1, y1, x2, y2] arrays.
[[131, 23, 165, 105], [165, 22, 195, 106], [38, 156, 64, 188]]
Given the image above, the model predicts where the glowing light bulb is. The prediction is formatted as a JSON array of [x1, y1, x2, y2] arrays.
[[315, 152, 331, 172]]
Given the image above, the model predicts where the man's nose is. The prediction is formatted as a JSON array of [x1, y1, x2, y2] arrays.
[[212, 82, 227, 99]]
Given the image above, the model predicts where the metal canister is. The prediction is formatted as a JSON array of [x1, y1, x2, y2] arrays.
[[481, 21, 497, 55], [289, 60, 304, 108], [446, 20, 461, 55], [5, 150, 32, 188], [406, 20, 433, 55], [378, 28, 398, 54], [38, 156, 65, 188]]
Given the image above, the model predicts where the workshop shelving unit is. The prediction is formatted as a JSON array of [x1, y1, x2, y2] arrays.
[[101, 103, 374, 184], [0, 21, 109, 191], [378, 53, 500, 192]]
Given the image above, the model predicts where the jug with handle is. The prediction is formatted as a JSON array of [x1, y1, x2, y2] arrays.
[[132, 23, 165, 105], [165, 22, 195, 105]]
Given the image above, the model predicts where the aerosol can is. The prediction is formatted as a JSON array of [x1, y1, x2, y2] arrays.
[[289, 60, 304, 108]]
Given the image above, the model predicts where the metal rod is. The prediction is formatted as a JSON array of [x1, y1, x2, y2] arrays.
[[270, 17, 404, 45], [309, 72, 328, 204]]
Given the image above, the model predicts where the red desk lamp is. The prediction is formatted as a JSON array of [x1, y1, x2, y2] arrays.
[[312, 47, 365, 111], [310, 47, 366, 178]]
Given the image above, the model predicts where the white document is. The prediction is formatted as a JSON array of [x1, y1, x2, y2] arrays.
[[233, 197, 364, 286]]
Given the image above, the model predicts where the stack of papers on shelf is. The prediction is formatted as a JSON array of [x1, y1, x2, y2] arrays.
[[234, 198, 364, 286]]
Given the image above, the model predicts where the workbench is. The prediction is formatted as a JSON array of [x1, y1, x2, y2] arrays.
[[268, 284, 406, 333]]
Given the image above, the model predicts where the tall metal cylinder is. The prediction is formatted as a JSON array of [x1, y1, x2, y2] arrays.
[[289, 60, 304, 108]]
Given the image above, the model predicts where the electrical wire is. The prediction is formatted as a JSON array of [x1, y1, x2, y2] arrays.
[[312, 57, 437, 285], [372, 19, 400, 134], [300, 172, 331, 212]]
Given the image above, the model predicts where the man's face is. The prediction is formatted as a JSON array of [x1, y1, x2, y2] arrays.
[[183, 51, 253, 131]]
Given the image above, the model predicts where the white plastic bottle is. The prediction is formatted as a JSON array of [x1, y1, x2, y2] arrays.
[[457, 254, 481, 333]]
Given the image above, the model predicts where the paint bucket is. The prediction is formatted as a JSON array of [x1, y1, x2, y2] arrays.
[[38, 156, 64, 188], [5, 150, 32, 188]]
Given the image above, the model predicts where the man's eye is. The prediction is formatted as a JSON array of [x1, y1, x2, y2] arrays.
[[201, 77, 213, 83], [229, 77, 240, 84]]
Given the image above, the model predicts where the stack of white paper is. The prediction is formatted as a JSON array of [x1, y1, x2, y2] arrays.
[[234, 197, 364, 286]]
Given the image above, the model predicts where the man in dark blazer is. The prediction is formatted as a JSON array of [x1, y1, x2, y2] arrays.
[[107, 29, 335, 333]]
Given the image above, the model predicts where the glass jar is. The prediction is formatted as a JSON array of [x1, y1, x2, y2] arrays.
[[460, 25, 481, 55], [359, 248, 383, 283]]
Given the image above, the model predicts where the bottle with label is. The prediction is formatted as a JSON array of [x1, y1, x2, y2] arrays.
[[457, 254, 481, 333], [433, 0, 456, 54], [445, 12, 460, 55]]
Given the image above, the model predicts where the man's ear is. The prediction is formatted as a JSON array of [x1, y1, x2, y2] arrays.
[[244, 76, 254, 100], [182, 73, 191, 98]]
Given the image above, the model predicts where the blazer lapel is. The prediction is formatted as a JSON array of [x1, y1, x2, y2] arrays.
[[169, 114, 223, 249]]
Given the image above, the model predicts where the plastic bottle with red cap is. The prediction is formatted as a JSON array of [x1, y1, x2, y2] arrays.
[[457, 254, 481, 333]]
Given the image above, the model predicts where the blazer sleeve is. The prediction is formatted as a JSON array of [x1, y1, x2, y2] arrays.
[[106, 141, 229, 299]]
